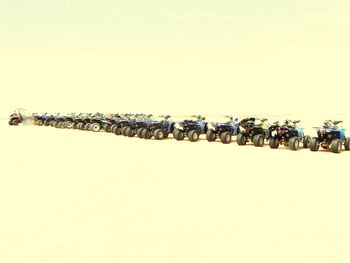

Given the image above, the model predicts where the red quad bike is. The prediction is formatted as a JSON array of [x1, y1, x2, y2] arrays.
[[9, 108, 34, 126]]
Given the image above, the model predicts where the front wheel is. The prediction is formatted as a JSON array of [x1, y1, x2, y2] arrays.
[[220, 132, 231, 144], [289, 137, 300, 151], [331, 139, 342, 153], [253, 134, 264, 147], [269, 137, 279, 149], [188, 130, 200, 142], [309, 137, 320, 151], [236, 133, 247, 145]]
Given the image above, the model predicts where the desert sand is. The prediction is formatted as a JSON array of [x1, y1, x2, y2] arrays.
[[0, 120, 349, 263]]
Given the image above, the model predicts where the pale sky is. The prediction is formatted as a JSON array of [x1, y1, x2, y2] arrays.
[[1, 0, 349, 118]]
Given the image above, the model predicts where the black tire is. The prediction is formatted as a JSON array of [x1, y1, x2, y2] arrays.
[[236, 133, 247, 145], [91, 123, 101, 132], [9, 119, 19, 126], [331, 139, 341, 153], [105, 125, 111, 133], [220, 132, 231, 144], [114, 127, 122, 135], [174, 129, 185, 141], [66, 121, 73, 129], [136, 128, 143, 138], [188, 130, 200, 142], [269, 137, 279, 149], [37, 120, 44, 126], [143, 129, 152, 139], [253, 134, 264, 147], [206, 129, 216, 142], [128, 129, 136, 137], [121, 126, 128, 136], [309, 138, 320, 151], [289, 137, 300, 151], [345, 137, 350, 151], [303, 135, 311, 148], [154, 129, 165, 140], [55, 122, 60, 128], [110, 124, 118, 134]]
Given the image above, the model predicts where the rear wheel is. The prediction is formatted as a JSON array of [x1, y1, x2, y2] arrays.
[[345, 137, 350, 151], [121, 126, 129, 136], [220, 132, 231, 144], [188, 130, 200, 142], [37, 120, 44, 126], [253, 134, 264, 147], [137, 128, 144, 138], [331, 139, 342, 153], [154, 129, 165, 140], [269, 137, 279, 149], [9, 119, 19, 126], [289, 137, 300, 151], [303, 135, 311, 148], [206, 129, 217, 142], [236, 133, 247, 145], [309, 138, 320, 151]]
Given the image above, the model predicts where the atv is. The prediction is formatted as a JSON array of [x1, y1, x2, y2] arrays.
[[236, 117, 269, 147], [9, 108, 34, 125], [34, 113, 50, 126], [122, 114, 154, 137], [268, 120, 310, 150], [173, 115, 208, 142], [138, 115, 175, 140], [309, 120, 350, 153], [206, 116, 240, 144], [110, 114, 137, 136], [88, 112, 111, 132]]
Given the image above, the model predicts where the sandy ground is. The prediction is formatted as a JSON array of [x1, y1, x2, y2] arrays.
[[0, 120, 349, 263]]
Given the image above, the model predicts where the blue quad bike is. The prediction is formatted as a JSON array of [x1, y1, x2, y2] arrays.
[[122, 114, 153, 137], [268, 120, 310, 150], [138, 115, 175, 140], [236, 117, 269, 147], [173, 115, 208, 142], [110, 114, 140, 135], [206, 116, 240, 144], [309, 120, 350, 153]]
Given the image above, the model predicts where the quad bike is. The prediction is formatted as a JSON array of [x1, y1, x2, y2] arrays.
[[34, 113, 50, 126], [309, 120, 350, 153], [110, 114, 136, 136], [88, 112, 110, 132], [206, 116, 240, 144], [173, 115, 208, 142], [236, 117, 269, 147], [122, 114, 154, 137], [268, 120, 310, 150], [138, 115, 175, 140], [9, 108, 34, 125]]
